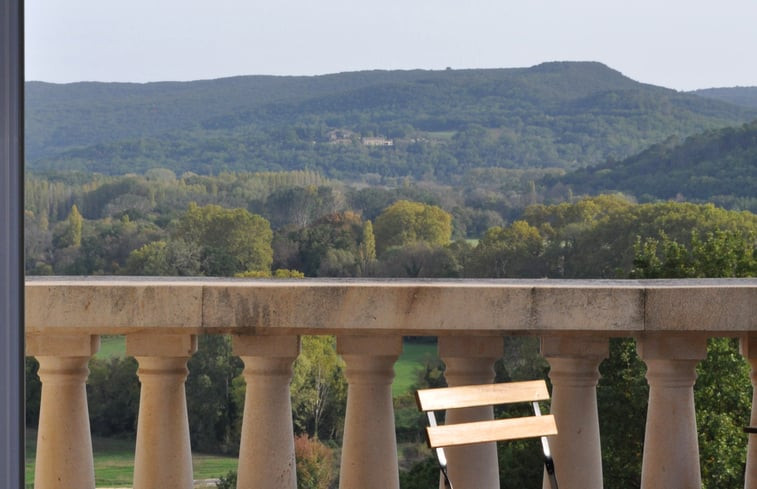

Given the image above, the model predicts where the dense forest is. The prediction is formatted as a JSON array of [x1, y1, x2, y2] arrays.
[[26, 62, 757, 179], [550, 120, 757, 211]]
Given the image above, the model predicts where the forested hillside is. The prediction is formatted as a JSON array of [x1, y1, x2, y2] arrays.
[[693, 87, 757, 109], [26, 62, 756, 179], [550, 121, 757, 211]]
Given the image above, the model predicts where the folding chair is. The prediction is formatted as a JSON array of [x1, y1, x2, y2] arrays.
[[416, 379, 558, 489]]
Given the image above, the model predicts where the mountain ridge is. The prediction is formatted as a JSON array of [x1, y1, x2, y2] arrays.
[[26, 62, 757, 179]]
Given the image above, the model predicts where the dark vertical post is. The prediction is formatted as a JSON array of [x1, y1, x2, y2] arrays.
[[0, 0, 25, 487]]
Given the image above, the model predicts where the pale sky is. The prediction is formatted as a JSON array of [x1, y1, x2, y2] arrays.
[[25, 0, 757, 91]]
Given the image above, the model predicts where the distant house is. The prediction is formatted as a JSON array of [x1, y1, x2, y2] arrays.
[[327, 129, 356, 144], [362, 137, 394, 147]]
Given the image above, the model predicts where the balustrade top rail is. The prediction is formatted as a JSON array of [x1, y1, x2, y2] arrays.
[[24, 277, 757, 336]]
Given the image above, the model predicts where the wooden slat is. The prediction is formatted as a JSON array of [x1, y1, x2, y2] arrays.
[[426, 415, 558, 448], [416, 380, 549, 411]]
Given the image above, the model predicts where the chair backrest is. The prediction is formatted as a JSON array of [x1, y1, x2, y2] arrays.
[[415, 379, 558, 489]]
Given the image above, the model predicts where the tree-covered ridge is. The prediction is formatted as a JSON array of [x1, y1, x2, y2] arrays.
[[26, 62, 757, 179], [551, 120, 757, 210], [693, 87, 757, 109]]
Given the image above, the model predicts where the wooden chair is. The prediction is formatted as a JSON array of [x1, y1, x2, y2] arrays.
[[415, 379, 558, 489]]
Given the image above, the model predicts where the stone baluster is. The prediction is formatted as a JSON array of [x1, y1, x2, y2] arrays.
[[28, 335, 100, 489], [438, 336, 503, 489], [541, 336, 608, 489], [637, 333, 707, 489], [127, 334, 197, 489], [337, 335, 402, 489], [741, 334, 757, 489], [233, 335, 300, 489]]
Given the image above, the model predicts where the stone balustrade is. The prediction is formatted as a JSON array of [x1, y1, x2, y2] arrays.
[[24, 277, 757, 489]]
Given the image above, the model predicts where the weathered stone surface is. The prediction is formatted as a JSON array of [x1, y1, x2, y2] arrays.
[[27, 334, 99, 357], [24, 277, 757, 335], [645, 282, 757, 332], [531, 282, 643, 332], [25, 277, 202, 334], [202, 280, 534, 334], [126, 334, 198, 358], [232, 334, 300, 357]]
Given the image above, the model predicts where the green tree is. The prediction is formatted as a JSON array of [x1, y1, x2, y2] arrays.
[[696, 338, 750, 488], [373, 200, 452, 256], [317, 248, 358, 277], [87, 357, 140, 437], [186, 335, 244, 454], [467, 220, 546, 278], [125, 241, 173, 275], [597, 338, 648, 489], [282, 211, 364, 277], [376, 243, 462, 278], [522, 196, 757, 278], [174, 203, 273, 276], [55, 204, 84, 248], [358, 219, 377, 274], [56, 215, 163, 275], [631, 230, 757, 279], [265, 186, 343, 229], [125, 239, 202, 276], [66, 204, 83, 247], [25, 210, 53, 274], [291, 336, 347, 440]]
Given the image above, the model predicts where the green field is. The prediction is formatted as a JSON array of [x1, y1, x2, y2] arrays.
[[96, 335, 127, 358], [25, 429, 237, 488], [393, 341, 438, 396]]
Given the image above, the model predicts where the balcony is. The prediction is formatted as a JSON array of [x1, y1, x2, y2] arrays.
[[25, 277, 757, 489]]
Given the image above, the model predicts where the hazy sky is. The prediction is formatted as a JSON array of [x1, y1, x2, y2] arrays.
[[25, 0, 757, 90]]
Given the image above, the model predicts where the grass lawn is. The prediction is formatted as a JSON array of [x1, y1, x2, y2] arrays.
[[26, 429, 237, 488], [392, 341, 438, 397], [96, 335, 127, 359]]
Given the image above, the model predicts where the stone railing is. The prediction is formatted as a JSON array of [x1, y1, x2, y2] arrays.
[[25, 277, 757, 489]]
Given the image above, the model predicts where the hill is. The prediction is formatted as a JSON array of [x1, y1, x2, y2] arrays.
[[550, 120, 757, 210], [26, 62, 757, 180], [692, 87, 757, 109]]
